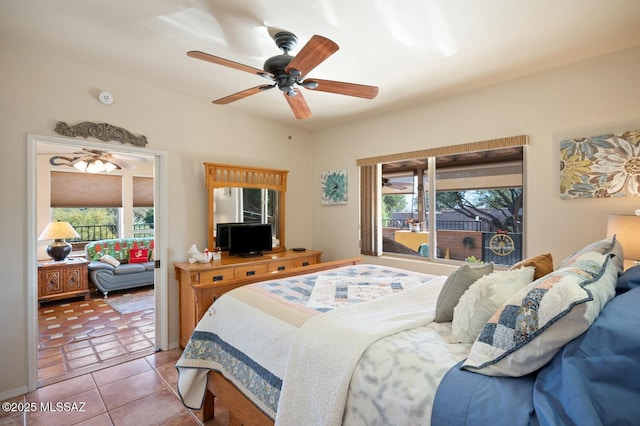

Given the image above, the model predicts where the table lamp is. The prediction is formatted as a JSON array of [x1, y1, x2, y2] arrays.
[[606, 214, 640, 270], [38, 221, 80, 261]]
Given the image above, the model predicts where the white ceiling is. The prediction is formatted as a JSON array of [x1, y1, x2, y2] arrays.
[[3, 0, 640, 131]]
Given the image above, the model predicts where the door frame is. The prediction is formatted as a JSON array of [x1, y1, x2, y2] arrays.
[[26, 133, 169, 391]]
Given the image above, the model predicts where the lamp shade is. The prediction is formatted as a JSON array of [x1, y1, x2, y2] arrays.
[[606, 214, 640, 270], [38, 221, 80, 261], [38, 221, 80, 241]]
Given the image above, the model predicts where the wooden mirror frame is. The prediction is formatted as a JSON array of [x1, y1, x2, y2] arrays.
[[205, 162, 288, 253]]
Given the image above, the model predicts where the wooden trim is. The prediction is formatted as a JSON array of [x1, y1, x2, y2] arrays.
[[199, 256, 362, 424], [204, 162, 288, 191], [191, 257, 362, 290], [356, 135, 528, 166], [204, 162, 289, 251]]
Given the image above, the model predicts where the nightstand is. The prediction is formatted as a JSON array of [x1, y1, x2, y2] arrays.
[[37, 258, 90, 307]]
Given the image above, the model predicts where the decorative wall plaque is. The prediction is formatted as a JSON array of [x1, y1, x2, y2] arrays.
[[54, 121, 148, 147]]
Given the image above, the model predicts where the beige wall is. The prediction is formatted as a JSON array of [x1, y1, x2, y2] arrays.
[[311, 46, 640, 274], [0, 42, 313, 397], [2, 39, 640, 398]]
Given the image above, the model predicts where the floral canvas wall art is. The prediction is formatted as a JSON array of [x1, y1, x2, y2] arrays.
[[321, 169, 348, 204], [560, 130, 640, 199]]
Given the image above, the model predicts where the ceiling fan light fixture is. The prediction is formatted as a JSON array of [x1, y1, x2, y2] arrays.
[[72, 159, 88, 172], [104, 161, 118, 173], [86, 159, 105, 173]]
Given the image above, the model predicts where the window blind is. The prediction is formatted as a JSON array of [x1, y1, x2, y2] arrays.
[[50, 171, 122, 207], [133, 176, 154, 207]]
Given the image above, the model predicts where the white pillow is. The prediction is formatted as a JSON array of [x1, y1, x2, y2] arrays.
[[99, 254, 120, 267], [450, 266, 535, 343]]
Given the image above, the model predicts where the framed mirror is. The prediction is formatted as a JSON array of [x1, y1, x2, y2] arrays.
[[205, 162, 288, 253]]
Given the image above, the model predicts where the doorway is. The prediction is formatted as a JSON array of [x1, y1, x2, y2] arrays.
[[27, 134, 169, 391]]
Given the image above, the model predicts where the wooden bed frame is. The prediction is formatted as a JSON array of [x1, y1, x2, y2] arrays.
[[199, 257, 363, 425]]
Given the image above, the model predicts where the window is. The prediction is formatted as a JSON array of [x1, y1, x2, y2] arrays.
[[359, 136, 527, 266], [52, 208, 119, 242], [133, 207, 154, 237]]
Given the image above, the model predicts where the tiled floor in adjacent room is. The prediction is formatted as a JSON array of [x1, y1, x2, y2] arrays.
[[37, 286, 157, 387], [1, 349, 229, 425]]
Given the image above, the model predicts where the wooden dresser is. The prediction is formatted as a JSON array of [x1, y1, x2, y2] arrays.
[[175, 249, 322, 347], [38, 258, 90, 307]]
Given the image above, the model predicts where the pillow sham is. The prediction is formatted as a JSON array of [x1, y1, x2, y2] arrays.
[[99, 254, 120, 268], [616, 265, 640, 294], [558, 236, 621, 269], [462, 250, 620, 377], [511, 253, 553, 280], [451, 266, 536, 343], [434, 262, 494, 323], [129, 248, 149, 263]]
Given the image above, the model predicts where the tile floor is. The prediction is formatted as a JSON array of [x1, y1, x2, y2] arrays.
[[38, 287, 157, 387], [1, 349, 229, 425]]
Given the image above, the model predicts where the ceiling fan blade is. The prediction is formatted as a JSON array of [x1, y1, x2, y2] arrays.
[[187, 51, 274, 79], [213, 85, 274, 105], [110, 153, 147, 163], [284, 91, 312, 119], [285, 35, 338, 77], [304, 78, 379, 99]]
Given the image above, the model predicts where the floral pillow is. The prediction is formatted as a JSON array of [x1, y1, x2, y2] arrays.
[[462, 243, 621, 377]]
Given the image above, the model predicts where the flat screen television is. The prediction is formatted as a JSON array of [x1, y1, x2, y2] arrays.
[[228, 223, 273, 257], [215, 222, 243, 251]]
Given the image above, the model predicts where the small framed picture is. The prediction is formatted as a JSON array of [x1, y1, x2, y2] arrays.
[[321, 169, 348, 205]]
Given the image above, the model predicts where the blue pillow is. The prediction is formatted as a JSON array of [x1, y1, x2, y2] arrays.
[[616, 265, 640, 294]]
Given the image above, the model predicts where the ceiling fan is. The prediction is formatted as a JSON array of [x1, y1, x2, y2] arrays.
[[382, 177, 414, 192], [49, 148, 146, 173], [187, 29, 379, 119]]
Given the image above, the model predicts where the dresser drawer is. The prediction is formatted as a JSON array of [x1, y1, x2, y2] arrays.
[[293, 256, 318, 268], [235, 264, 268, 278], [199, 268, 235, 284], [268, 260, 294, 272]]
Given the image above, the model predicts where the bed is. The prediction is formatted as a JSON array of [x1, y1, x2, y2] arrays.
[[176, 237, 640, 425]]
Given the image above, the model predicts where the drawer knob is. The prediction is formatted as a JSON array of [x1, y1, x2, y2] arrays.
[[277, 265, 286, 271], [246, 270, 256, 276], [301, 262, 309, 266], [213, 275, 224, 282]]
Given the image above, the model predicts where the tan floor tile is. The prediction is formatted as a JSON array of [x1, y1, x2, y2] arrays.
[[68, 353, 100, 369], [65, 346, 96, 361], [27, 387, 106, 426], [27, 374, 97, 403], [108, 388, 189, 426], [162, 411, 201, 425], [98, 370, 165, 411], [155, 362, 179, 387], [73, 411, 114, 425], [91, 357, 152, 387], [125, 340, 153, 352], [97, 346, 128, 361], [145, 348, 182, 368]]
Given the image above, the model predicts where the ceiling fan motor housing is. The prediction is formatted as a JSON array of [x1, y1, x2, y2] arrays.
[[264, 54, 298, 95]]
